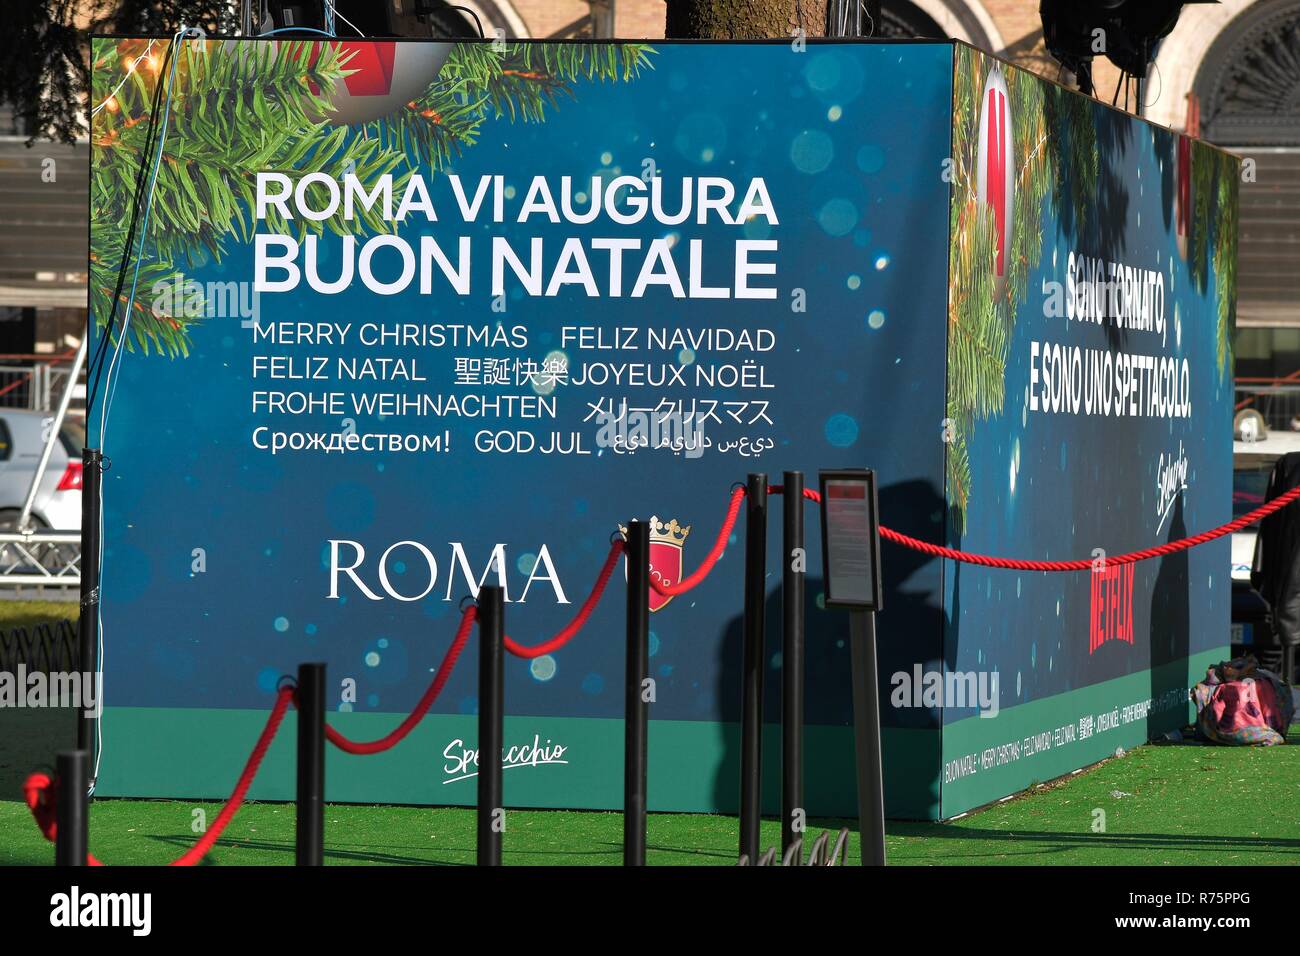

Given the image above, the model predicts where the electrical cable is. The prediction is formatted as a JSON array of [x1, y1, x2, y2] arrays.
[[100, 33, 186, 474], [86, 37, 177, 414], [1142, 59, 1163, 110], [90, 25, 195, 794], [259, 26, 335, 37], [90, 40, 157, 116], [445, 5, 484, 38], [325, 1, 365, 37]]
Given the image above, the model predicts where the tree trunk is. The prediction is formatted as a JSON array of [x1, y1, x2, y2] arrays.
[[665, 0, 828, 39]]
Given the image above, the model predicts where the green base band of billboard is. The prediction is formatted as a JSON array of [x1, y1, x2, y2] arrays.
[[95, 708, 939, 819], [939, 646, 1225, 818], [94, 646, 1224, 823]]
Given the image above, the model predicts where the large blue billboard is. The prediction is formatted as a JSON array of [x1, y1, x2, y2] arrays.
[[88, 37, 1236, 821]]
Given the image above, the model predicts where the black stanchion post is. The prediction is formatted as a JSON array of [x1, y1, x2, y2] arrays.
[[477, 584, 505, 866], [295, 662, 325, 866], [739, 472, 768, 863], [55, 750, 88, 867], [781, 470, 805, 863], [624, 521, 650, 866], [850, 612, 887, 866], [77, 449, 102, 754], [818, 469, 887, 867]]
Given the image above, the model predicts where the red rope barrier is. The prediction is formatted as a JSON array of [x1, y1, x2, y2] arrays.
[[769, 485, 820, 503], [27, 470, 1293, 864], [649, 486, 747, 598], [23, 685, 294, 866], [170, 685, 294, 865], [22, 773, 56, 842], [324, 606, 476, 755], [774, 480, 1300, 572], [503, 540, 624, 659]]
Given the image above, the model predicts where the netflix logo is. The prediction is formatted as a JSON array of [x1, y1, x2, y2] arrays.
[[1089, 563, 1135, 654]]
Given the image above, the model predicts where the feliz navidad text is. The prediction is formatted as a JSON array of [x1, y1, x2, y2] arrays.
[[253, 172, 781, 299]]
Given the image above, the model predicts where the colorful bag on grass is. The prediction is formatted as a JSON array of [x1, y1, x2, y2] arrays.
[[1191, 657, 1294, 746]]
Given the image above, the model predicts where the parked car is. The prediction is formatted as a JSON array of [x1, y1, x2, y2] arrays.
[[0, 409, 84, 532]]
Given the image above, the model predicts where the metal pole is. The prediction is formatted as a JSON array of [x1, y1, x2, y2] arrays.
[[477, 584, 505, 866], [18, 337, 86, 534], [849, 611, 887, 866], [55, 750, 88, 866], [77, 448, 102, 754], [624, 521, 650, 866], [781, 471, 805, 862], [589, 0, 616, 38], [739, 472, 768, 863], [295, 662, 325, 866], [1077, 61, 1094, 97]]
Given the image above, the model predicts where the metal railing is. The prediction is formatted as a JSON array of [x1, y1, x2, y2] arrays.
[[0, 354, 82, 413], [0, 363, 51, 410], [0, 619, 79, 672], [1235, 381, 1300, 433], [0, 529, 81, 587]]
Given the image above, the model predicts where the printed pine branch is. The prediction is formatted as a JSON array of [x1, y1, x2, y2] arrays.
[[89, 39, 656, 357], [382, 41, 656, 167], [90, 37, 406, 355], [945, 47, 1061, 531]]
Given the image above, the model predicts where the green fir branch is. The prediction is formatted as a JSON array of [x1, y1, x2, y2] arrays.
[[90, 38, 657, 358]]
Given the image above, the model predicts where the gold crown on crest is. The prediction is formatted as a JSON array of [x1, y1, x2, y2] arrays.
[[620, 516, 691, 546]]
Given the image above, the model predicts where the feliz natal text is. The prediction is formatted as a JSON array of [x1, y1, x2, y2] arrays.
[[253, 172, 781, 299]]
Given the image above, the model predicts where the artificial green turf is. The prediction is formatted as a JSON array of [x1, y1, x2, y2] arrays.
[[2, 728, 1298, 866]]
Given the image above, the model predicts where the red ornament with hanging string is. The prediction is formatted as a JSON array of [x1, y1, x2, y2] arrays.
[[317, 40, 451, 126]]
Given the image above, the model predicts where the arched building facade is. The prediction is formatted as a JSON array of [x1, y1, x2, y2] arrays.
[[1145, 0, 1300, 363]]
